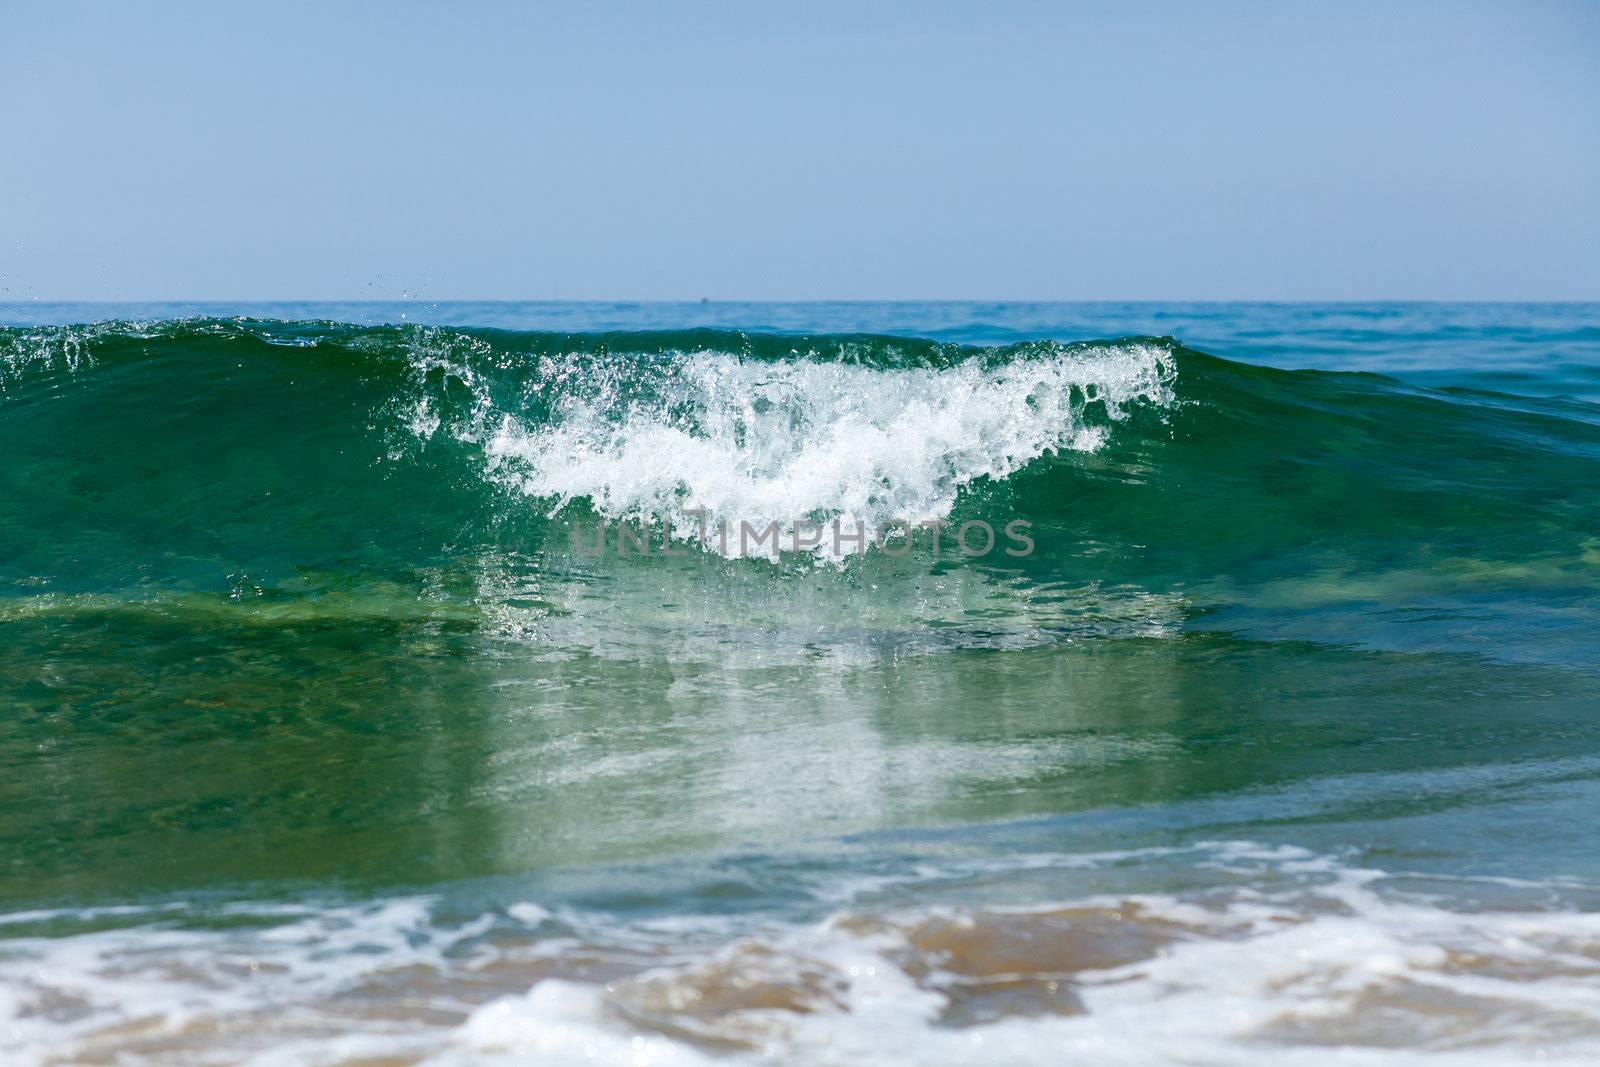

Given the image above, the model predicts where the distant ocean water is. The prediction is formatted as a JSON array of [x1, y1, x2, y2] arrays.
[[2, 302, 1598, 1064]]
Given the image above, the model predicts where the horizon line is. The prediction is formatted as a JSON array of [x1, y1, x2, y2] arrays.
[[4, 297, 1598, 306]]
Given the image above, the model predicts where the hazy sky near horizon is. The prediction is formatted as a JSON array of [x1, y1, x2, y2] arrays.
[[3, 1, 1597, 301]]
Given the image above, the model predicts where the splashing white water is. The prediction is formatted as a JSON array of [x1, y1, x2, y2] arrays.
[[412, 342, 1175, 559]]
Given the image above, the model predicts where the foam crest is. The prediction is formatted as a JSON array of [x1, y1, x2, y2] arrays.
[[426, 341, 1175, 559]]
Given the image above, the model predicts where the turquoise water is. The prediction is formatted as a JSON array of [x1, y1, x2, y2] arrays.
[[2, 302, 1598, 1064]]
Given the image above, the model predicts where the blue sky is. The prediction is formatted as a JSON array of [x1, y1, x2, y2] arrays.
[[3, 1, 1596, 300]]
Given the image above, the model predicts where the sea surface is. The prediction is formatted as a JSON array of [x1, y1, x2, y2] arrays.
[[1, 302, 1598, 1065]]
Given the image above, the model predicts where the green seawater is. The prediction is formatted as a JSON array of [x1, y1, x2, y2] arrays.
[[1, 304, 1598, 1064]]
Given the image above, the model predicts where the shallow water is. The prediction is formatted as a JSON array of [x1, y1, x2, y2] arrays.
[[1, 302, 1597, 1064]]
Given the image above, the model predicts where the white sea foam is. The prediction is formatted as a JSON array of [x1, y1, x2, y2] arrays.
[[441, 849, 1600, 1066], [411, 341, 1175, 559], [6, 843, 1599, 1065]]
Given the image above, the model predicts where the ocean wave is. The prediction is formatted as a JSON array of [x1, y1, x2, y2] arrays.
[[3, 318, 1597, 663], [2, 321, 1177, 564]]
